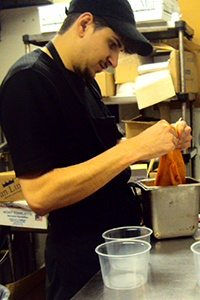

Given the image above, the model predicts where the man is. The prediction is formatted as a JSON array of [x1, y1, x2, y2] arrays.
[[0, 0, 192, 299]]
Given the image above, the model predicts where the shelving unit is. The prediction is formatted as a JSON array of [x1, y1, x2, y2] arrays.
[[22, 21, 196, 117], [140, 21, 197, 175], [140, 20, 195, 122]]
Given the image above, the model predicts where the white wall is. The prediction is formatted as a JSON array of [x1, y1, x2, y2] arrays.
[[0, 1, 70, 82], [0, 6, 41, 83]]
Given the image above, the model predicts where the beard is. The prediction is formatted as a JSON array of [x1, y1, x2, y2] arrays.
[[73, 65, 94, 82]]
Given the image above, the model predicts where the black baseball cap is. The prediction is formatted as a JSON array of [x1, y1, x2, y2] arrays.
[[67, 0, 153, 56]]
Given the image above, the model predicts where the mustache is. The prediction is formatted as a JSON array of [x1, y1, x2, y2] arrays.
[[99, 61, 108, 70]]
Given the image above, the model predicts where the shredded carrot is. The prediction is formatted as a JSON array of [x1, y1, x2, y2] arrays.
[[154, 120, 186, 186]]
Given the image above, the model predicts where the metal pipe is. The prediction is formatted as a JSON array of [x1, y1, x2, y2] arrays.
[[25, 43, 30, 54], [7, 233, 15, 282], [178, 28, 187, 122], [178, 29, 186, 93]]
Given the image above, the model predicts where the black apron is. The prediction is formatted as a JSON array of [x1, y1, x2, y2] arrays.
[[46, 41, 119, 151], [44, 42, 142, 300]]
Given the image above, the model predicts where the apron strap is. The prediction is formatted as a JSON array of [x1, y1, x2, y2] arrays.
[[46, 41, 108, 150]]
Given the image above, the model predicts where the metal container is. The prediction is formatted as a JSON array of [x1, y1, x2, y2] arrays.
[[135, 177, 200, 239]]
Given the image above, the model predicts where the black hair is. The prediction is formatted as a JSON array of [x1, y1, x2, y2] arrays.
[[58, 13, 108, 34], [58, 13, 80, 34]]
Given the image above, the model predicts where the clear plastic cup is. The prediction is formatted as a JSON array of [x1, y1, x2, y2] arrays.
[[102, 226, 153, 244], [95, 240, 151, 290], [191, 241, 200, 286]]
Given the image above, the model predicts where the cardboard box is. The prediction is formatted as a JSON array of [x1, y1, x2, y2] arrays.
[[123, 115, 158, 139], [38, 3, 66, 33], [0, 171, 25, 202], [134, 46, 198, 109], [153, 44, 199, 93], [169, 50, 198, 93], [115, 45, 198, 95], [6, 266, 46, 300], [114, 52, 152, 84], [129, 0, 179, 23], [0, 206, 48, 229], [134, 69, 176, 109], [95, 72, 115, 96], [129, 164, 148, 182]]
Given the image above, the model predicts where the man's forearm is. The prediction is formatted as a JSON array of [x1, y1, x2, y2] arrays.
[[19, 120, 192, 216]]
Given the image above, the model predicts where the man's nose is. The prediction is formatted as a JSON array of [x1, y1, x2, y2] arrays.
[[107, 52, 119, 68]]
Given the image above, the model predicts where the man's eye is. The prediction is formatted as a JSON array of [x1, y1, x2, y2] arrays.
[[109, 43, 118, 50]]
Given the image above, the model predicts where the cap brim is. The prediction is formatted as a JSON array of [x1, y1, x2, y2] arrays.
[[103, 16, 153, 56]]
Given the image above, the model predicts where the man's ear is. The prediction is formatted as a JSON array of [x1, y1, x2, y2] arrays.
[[76, 13, 93, 37]]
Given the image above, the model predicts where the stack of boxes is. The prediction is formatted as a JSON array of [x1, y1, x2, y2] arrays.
[[95, 43, 198, 103], [95, 43, 198, 138]]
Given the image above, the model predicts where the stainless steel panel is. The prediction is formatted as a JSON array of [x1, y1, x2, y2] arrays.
[[136, 178, 200, 239]]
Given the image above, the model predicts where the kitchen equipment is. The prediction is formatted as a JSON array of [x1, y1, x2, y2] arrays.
[[102, 226, 153, 244], [135, 177, 200, 239], [95, 240, 151, 290]]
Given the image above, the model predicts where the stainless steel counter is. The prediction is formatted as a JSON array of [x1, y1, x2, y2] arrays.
[[72, 230, 200, 300]]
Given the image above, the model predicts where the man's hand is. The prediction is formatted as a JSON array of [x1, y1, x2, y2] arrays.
[[175, 120, 192, 150], [131, 119, 192, 161]]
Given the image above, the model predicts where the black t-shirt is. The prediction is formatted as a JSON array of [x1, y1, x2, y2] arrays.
[[0, 49, 122, 175], [0, 48, 142, 299], [0, 49, 135, 226]]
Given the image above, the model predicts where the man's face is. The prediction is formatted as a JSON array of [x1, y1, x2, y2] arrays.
[[73, 26, 124, 81]]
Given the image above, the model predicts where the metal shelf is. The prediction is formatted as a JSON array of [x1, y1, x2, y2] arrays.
[[103, 93, 196, 105], [22, 32, 56, 48], [182, 147, 198, 164], [139, 20, 194, 41], [22, 21, 194, 48]]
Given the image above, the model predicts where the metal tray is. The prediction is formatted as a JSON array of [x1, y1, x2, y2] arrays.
[[135, 177, 200, 239]]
